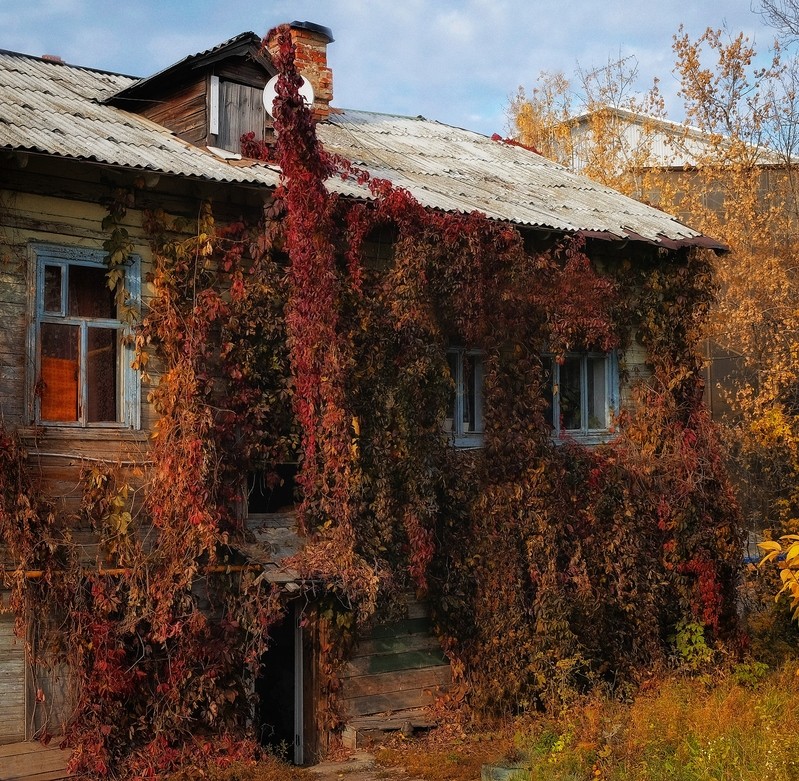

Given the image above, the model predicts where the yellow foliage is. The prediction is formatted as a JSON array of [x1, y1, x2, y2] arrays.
[[509, 27, 799, 537], [759, 531, 799, 620]]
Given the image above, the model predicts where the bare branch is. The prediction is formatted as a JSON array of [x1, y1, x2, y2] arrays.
[[758, 0, 799, 40]]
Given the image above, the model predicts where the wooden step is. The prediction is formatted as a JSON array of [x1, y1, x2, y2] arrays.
[[0, 740, 73, 781], [342, 707, 434, 750]]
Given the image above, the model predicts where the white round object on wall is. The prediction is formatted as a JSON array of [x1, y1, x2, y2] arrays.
[[263, 75, 315, 117]]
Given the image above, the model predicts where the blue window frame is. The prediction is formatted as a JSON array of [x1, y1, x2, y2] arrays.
[[28, 245, 140, 428], [445, 347, 484, 448], [543, 352, 618, 441]]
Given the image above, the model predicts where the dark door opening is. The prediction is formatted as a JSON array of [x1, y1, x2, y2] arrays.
[[256, 610, 303, 763]]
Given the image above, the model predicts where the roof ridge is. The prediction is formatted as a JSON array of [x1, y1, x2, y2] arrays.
[[0, 47, 137, 79]]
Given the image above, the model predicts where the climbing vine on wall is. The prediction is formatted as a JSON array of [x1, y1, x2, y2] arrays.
[[0, 22, 742, 779], [429, 250, 742, 712]]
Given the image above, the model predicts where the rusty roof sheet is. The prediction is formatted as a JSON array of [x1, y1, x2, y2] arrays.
[[0, 48, 720, 249]]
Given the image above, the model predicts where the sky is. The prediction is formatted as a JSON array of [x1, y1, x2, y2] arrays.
[[0, 0, 779, 137]]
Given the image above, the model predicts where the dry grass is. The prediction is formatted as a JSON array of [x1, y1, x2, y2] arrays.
[[166, 756, 313, 781], [369, 662, 799, 781], [374, 717, 513, 781], [161, 654, 799, 781]]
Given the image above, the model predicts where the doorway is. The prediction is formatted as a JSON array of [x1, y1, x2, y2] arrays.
[[256, 605, 304, 764]]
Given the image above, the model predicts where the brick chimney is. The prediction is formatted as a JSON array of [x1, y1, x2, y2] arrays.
[[267, 21, 334, 121]]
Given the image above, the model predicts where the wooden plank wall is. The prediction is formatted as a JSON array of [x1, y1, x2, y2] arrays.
[[619, 340, 652, 411], [0, 172, 157, 737], [27, 660, 73, 740], [218, 81, 270, 153], [0, 175, 156, 517], [339, 598, 450, 723], [0, 612, 26, 744], [0, 211, 28, 424], [140, 77, 208, 146], [0, 158, 274, 744], [216, 58, 274, 152]]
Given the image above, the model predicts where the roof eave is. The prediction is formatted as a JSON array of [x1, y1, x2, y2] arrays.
[[577, 228, 727, 253], [105, 31, 272, 106]]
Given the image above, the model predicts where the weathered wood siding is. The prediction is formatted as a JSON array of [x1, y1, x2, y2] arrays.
[[0, 168, 158, 739], [340, 599, 450, 722], [1, 155, 278, 747], [217, 80, 270, 153], [0, 612, 25, 744], [619, 340, 653, 413], [215, 60, 273, 152], [216, 59, 271, 87], [0, 175, 155, 516], [28, 658, 72, 740], [139, 76, 208, 145]]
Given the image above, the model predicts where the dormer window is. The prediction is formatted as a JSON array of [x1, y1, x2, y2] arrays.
[[105, 25, 333, 154], [209, 75, 271, 154]]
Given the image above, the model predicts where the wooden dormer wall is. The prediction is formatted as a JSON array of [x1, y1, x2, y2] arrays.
[[137, 75, 209, 146], [213, 59, 274, 151], [133, 57, 274, 153]]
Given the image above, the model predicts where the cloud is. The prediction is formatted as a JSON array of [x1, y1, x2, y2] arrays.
[[0, 0, 781, 135]]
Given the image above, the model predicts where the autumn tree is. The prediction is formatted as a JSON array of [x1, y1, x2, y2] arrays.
[[760, 0, 799, 42], [669, 27, 799, 536], [508, 26, 799, 535], [508, 54, 667, 198]]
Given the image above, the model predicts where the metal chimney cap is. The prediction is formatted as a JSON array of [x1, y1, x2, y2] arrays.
[[289, 21, 334, 43]]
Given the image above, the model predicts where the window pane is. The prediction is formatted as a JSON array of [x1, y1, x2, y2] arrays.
[[43, 265, 62, 313], [541, 357, 554, 429], [68, 265, 115, 318], [445, 351, 458, 433], [587, 356, 607, 430], [87, 327, 119, 423], [560, 356, 582, 430], [463, 354, 484, 433], [40, 322, 79, 421]]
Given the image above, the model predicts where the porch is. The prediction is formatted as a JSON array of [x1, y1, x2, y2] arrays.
[[0, 741, 72, 781]]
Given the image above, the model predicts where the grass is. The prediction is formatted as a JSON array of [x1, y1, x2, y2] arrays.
[[374, 661, 799, 781], [375, 724, 513, 781], [166, 756, 312, 781], [158, 662, 799, 781]]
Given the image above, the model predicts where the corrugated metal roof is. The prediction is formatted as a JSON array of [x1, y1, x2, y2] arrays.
[[319, 110, 716, 246], [0, 50, 281, 187], [0, 48, 721, 249]]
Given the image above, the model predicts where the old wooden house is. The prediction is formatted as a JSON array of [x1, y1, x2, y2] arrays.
[[0, 21, 726, 767]]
